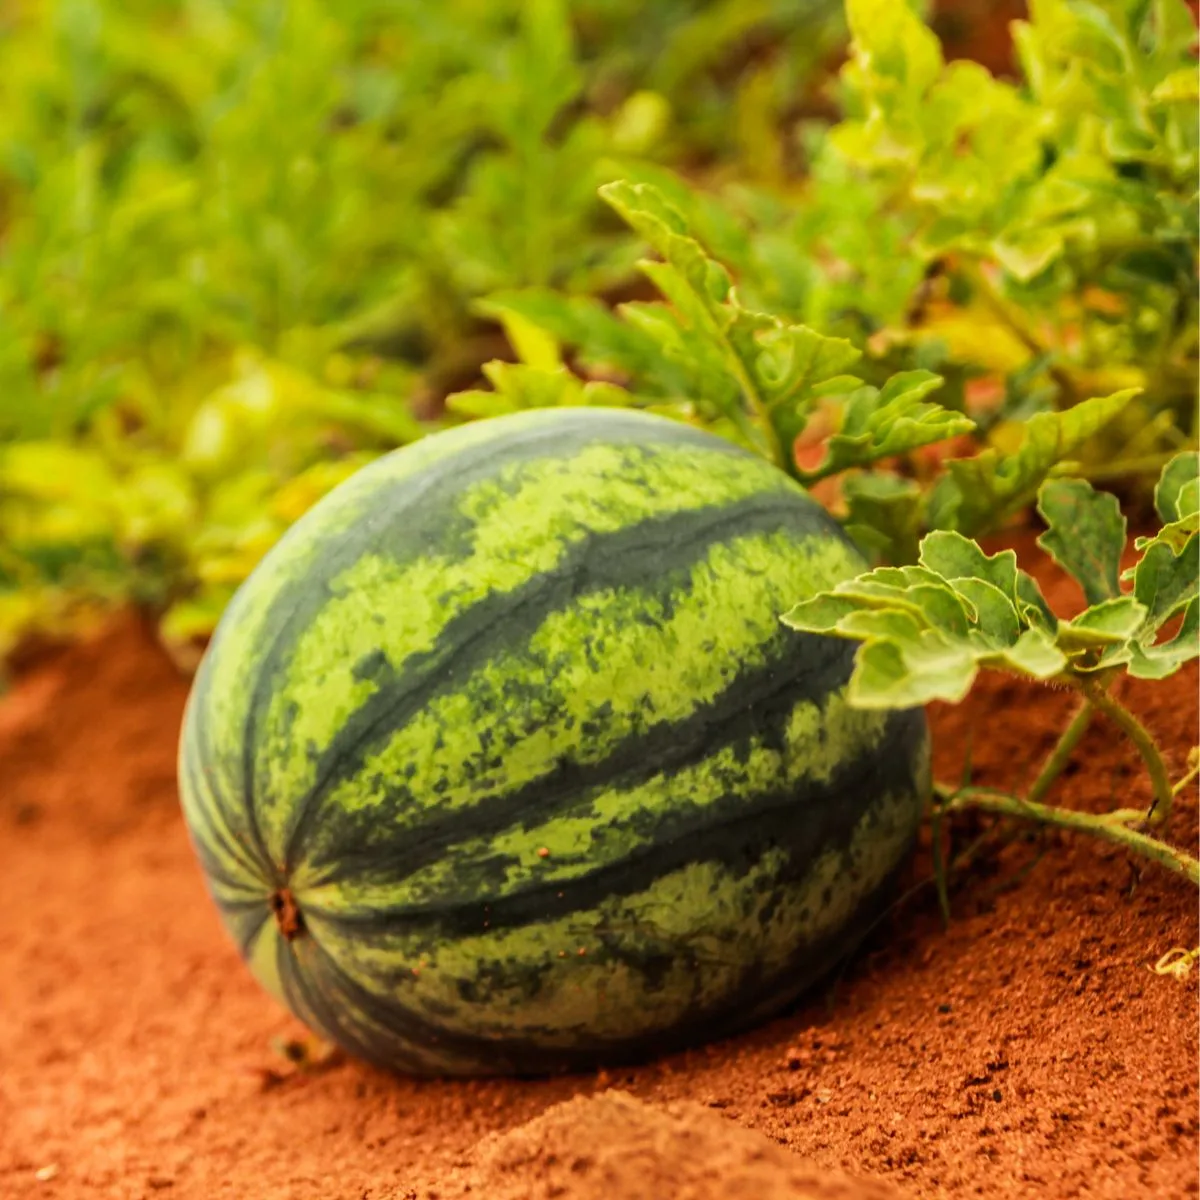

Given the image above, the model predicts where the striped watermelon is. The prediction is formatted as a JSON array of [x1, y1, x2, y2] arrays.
[[178, 408, 930, 1077]]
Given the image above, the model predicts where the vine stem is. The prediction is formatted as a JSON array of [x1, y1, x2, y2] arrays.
[[1026, 697, 1093, 804], [1174, 762, 1200, 797], [708, 329, 785, 471], [934, 784, 1200, 885], [1075, 676, 1175, 825], [929, 806, 951, 927]]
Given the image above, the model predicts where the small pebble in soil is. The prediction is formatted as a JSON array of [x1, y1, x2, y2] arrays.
[[783, 1046, 812, 1069], [34, 1165, 58, 1182]]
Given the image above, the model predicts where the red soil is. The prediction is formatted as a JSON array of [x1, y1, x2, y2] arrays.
[[1, 542, 1197, 1200]]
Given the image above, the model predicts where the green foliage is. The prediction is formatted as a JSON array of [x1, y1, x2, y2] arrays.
[[0, 0, 846, 653], [924, 388, 1139, 534], [853, 0, 1195, 463], [472, 178, 1005, 499], [837, 0, 1197, 267], [571, 0, 1199, 478], [792, 369, 968, 485], [782, 454, 1199, 707], [466, 181, 1139, 562], [446, 361, 631, 418], [478, 180, 938, 464], [783, 451, 1200, 889]]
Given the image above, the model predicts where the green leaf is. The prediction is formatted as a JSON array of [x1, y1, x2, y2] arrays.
[[781, 529, 1069, 711], [1129, 456, 1200, 589], [601, 181, 732, 303], [844, 0, 944, 99], [1128, 599, 1200, 680], [794, 369, 969, 483], [841, 472, 924, 565], [598, 179, 922, 472], [495, 309, 562, 371], [1126, 450, 1199, 643], [479, 291, 691, 397], [446, 361, 630, 418], [987, 626, 1068, 678], [926, 389, 1139, 535], [954, 577, 1021, 646], [749, 325, 863, 414], [1151, 67, 1199, 105], [1155, 451, 1200, 524], [916, 529, 1056, 630], [992, 228, 1065, 281], [850, 632, 979, 708], [1133, 534, 1199, 632], [1036, 477, 1127, 605], [919, 530, 1019, 602], [1056, 596, 1148, 654], [600, 180, 776, 458]]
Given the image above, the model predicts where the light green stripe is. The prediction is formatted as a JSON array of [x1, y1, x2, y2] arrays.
[[245, 922, 288, 1009], [292, 529, 863, 882], [252, 440, 796, 859]]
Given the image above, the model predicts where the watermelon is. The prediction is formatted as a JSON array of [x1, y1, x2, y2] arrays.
[[178, 407, 929, 1076]]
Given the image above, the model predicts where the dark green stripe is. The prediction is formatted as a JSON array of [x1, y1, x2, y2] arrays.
[[309, 706, 925, 938], [300, 628, 850, 889], [180, 733, 269, 888], [184, 653, 277, 877]]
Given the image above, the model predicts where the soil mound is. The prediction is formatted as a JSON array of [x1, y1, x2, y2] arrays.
[[412, 1089, 901, 1200]]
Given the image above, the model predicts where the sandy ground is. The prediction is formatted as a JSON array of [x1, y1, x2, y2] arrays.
[[1, 537, 1196, 1200]]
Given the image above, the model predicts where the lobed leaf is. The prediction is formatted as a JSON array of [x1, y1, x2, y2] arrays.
[[781, 456, 1200, 709], [1118, 452, 1200, 678], [925, 389, 1138, 535], [781, 529, 1068, 709], [795, 370, 969, 484], [1128, 599, 1200, 680], [1155, 450, 1200, 525], [1036, 477, 1127, 605]]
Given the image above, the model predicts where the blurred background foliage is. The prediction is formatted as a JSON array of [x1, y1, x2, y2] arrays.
[[0, 0, 1195, 665]]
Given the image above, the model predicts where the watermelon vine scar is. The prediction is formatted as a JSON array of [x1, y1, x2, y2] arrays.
[[178, 407, 931, 1077], [270, 889, 304, 941]]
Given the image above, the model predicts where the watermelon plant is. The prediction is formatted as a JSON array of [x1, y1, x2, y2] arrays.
[[178, 407, 932, 1075], [473, 0, 1198, 540], [460, 177, 1144, 563], [784, 451, 1200, 897]]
